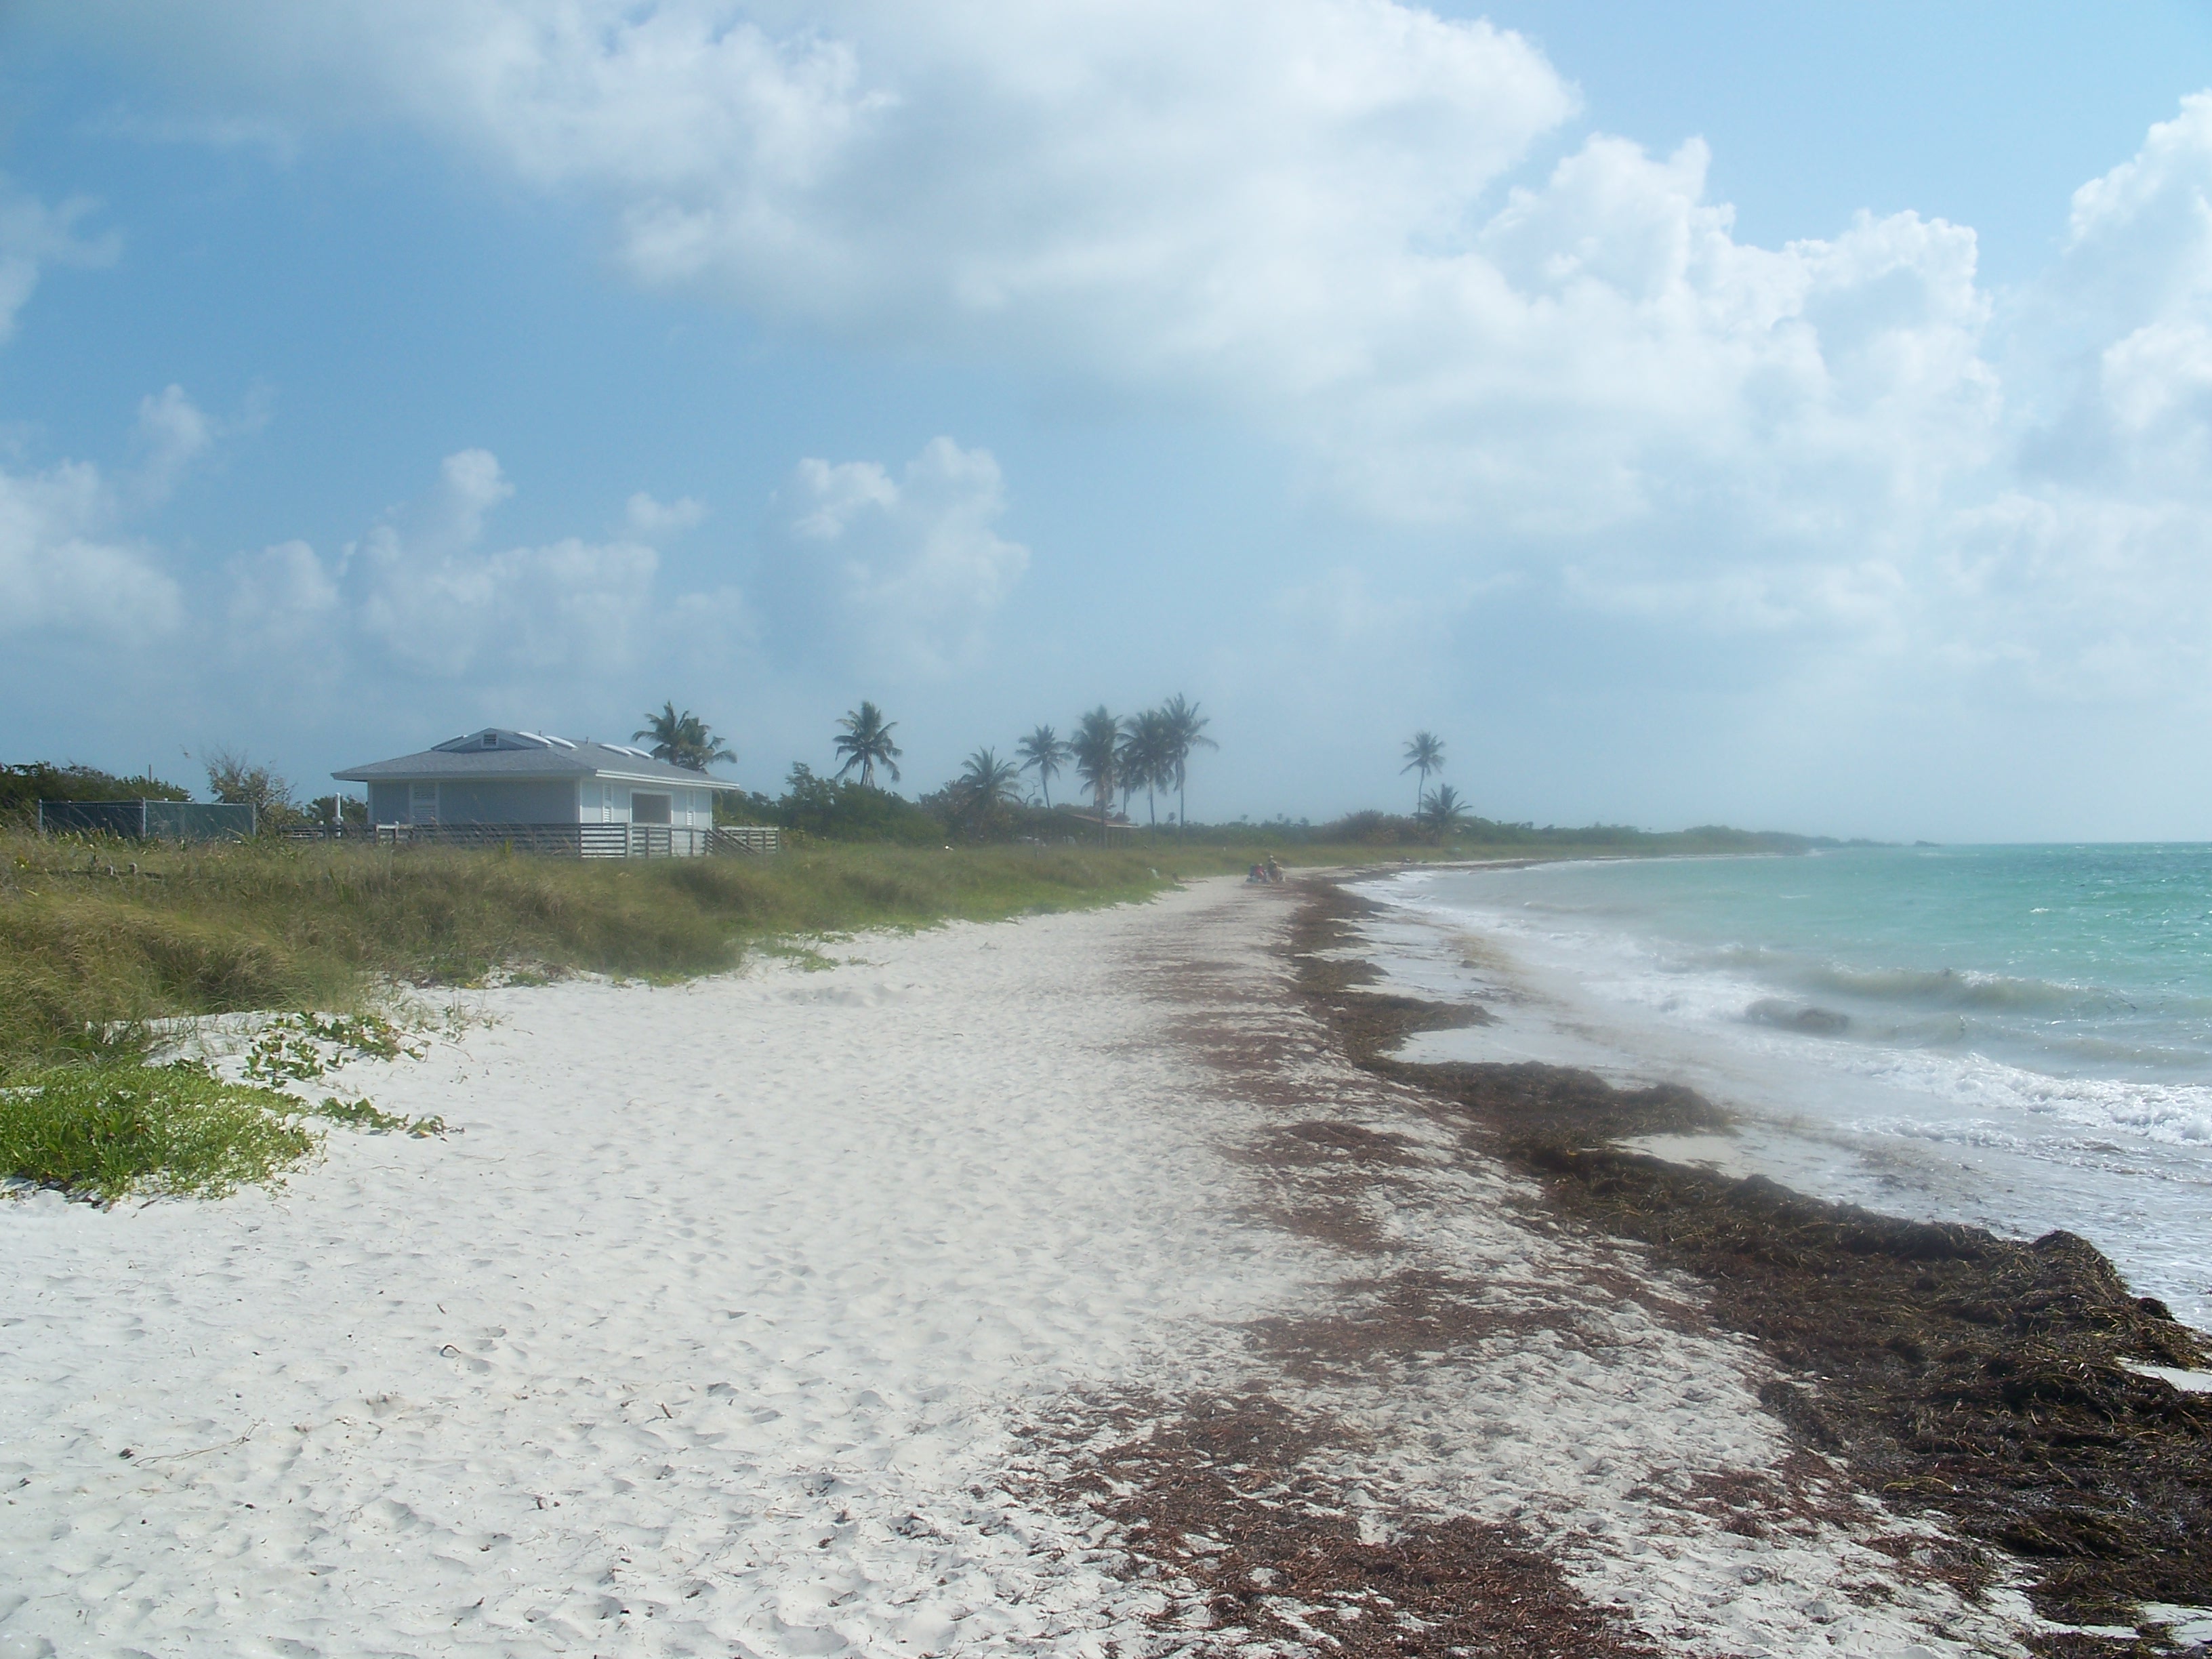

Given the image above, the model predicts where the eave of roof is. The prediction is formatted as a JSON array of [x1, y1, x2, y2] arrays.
[[333, 745, 749, 790]]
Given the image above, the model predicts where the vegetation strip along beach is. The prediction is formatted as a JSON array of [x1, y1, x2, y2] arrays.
[[0, 832, 1217, 1197], [0, 813, 1813, 1199], [0, 834, 1200, 1071]]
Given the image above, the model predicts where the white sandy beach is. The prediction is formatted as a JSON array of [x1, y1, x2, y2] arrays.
[[3, 877, 2045, 1657]]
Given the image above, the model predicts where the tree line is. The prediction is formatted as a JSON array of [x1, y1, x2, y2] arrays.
[[638, 695, 1221, 845], [1011, 695, 1216, 839], [10, 714, 1846, 857], [0, 752, 359, 831], [637, 701, 1492, 849]]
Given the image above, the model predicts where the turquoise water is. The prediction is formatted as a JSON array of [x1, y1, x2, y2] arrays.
[[1377, 846, 2212, 1326], [1473, 845, 2212, 1094]]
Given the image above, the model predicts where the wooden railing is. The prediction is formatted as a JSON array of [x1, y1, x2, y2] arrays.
[[710, 825, 782, 855], [370, 823, 779, 858]]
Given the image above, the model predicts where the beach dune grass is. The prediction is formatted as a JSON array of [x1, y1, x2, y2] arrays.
[[1, 1064, 320, 1204], [1, 833, 1276, 1199], [3, 822, 1544, 1082], [2, 833, 1325, 1073]]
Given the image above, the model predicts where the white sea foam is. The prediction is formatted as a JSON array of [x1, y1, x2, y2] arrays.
[[1356, 859, 2212, 1330]]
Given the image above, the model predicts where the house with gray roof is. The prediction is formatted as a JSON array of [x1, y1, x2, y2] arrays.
[[334, 729, 768, 857]]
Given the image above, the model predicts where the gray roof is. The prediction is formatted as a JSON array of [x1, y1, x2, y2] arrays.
[[334, 729, 747, 790]]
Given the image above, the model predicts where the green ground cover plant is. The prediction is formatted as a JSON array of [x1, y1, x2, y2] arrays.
[[0, 1057, 445, 1204], [241, 1012, 429, 1084], [0, 1063, 320, 1204]]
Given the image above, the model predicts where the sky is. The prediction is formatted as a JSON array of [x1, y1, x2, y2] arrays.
[[4, 1, 2212, 841]]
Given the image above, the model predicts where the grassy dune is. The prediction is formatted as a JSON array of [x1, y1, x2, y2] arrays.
[[0, 827, 1739, 1197], [2, 830, 1397, 1073], [2, 832, 1274, 1197]]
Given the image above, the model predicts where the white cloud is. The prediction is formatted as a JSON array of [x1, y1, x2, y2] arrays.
[[768, 436, 1028, 676], [20, 3, 2007, 538], [20, 6, 1565, 409], [2057, 93, 2212, 346], [0, 173, 120, 344], [2066, 104, 2212, 478], [225, 537, 341, 656], [0, 387, 216, 640], [213, 450, 758, 699], [625, 490, 708, 537], [0, 453, 182, 640], [1894, 91, 2212, 710], [25, 5, 2212, 827], [344, 449, 659, 678], [131, 383, 219, 501]]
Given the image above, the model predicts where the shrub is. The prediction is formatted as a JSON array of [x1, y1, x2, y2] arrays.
[[776, 764, 945, 844], [203, 746, 309, 830], [0, 762, 192, 829]]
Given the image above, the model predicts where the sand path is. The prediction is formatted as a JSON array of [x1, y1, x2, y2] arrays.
[[1, 877, 2032, 1656]]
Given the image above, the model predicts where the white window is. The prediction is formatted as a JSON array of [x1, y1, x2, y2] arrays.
[[408, 783, 438, 825], [632, 792, 672, 826]]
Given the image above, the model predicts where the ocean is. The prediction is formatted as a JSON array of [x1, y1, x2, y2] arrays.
[[1356, 845, 2212, 1330]]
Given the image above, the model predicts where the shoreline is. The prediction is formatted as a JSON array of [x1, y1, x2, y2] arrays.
[[1294, 873, 2212, 1646], [3, 874, 2192, 1656], [1354, 850, 2212, 1332]]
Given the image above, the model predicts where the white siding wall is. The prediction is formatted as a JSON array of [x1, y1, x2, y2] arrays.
[[365, 775, 722, 836], [575, 779, 720, 825]]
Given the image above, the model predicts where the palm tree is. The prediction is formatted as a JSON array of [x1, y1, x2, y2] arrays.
[[1419, 783, 1469, 840], [1160, 694, 1216, 836], [1119, 708, 1174, 830], [958, 747, 1023, 810], [1401, 731, 1446, 817], [634, 703, 734, 771], [833, 701, 903, 788], [1071, 705, 1120, 844], [1016, 724, 1069, 808]]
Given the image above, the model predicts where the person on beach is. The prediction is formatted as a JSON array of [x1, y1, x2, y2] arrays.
[[1265, 854, 1283, 883]]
